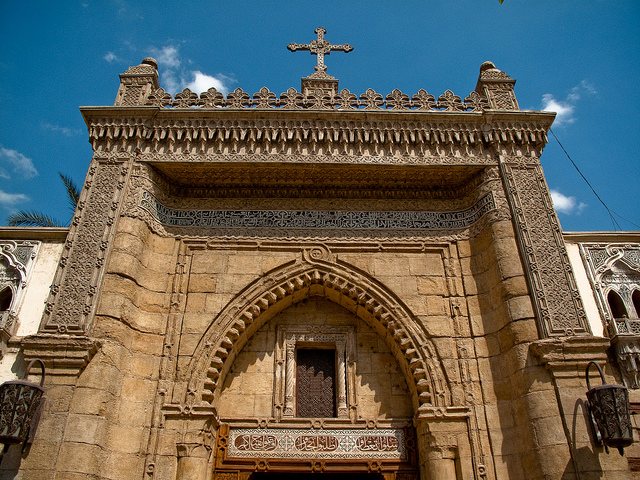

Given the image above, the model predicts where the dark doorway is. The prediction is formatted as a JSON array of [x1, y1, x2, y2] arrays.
[[250, 474, 384, 480]]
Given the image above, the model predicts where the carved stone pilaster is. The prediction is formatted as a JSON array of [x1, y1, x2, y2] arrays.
[[501, 162, 589, 337], [414, 407, 478, 480], [40, 158, 130, 334], [474, 61, 519, 110], [114, 57, 159, 106]]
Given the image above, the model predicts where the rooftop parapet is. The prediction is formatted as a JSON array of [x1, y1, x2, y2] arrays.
[[113, 29, 519, 113]]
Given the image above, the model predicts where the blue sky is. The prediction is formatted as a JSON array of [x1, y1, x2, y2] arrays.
[[0, 1, 638, 231]]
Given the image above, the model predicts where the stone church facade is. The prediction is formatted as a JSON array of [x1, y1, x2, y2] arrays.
[[0, 31, 638, 480]]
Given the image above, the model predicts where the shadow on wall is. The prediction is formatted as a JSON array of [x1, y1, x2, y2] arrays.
[[562, 398, 603, 479]]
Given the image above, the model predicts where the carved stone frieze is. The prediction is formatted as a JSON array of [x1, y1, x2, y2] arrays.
[[82, 108, 552, 162], [41, 159, 130, 334], [226, 426, 408, 460], [501, 162, 588, 336], [137, 189, 496, 233]]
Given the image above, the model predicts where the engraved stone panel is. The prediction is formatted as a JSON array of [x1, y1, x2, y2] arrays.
[[227, 427, 407, 460], [139, 190, 495, 232], [42, 160, 129, 333], [502, 163, 588, 336]]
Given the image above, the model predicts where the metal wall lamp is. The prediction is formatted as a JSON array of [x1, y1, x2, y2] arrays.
[[0, 359, 46, 462], [585, 361, 634, 455]]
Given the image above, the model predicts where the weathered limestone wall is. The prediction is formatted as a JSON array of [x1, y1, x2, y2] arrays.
[[466, 220, 549, 479], [10, 217, 178, 480]]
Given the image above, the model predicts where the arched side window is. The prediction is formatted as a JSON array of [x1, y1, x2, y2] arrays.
[[607, 290, 628, 319], [0, 286, 13, 312], [632, 289, 640, 319]]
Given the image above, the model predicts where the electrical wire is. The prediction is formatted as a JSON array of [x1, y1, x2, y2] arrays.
[[549, 128, 640, 230]]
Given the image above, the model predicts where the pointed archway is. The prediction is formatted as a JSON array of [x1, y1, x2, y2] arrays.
[[184, 246, 450, 412]]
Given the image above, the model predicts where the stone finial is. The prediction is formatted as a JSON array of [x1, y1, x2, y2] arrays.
[[114, 57, 160, 106], [474, 61, 519, 110]]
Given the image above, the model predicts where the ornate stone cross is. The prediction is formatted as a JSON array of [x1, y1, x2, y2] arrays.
[[288, 27, 353, 78]]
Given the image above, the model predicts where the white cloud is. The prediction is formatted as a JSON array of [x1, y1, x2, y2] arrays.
[[0, 146, 38, 179], [0, 189, 29, 207], [42, 122, 82, 137], [148, 44, 232, 94], [103, 51, 118, 63], [550, 189, 587, 215], [151, 45, 181, 69], [541, 80, 597, 126], [186, 71, 230, 94]]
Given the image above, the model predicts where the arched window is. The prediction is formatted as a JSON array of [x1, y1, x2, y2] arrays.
[[0, 286, 12, 312], [632, 290, 640, 319], [607, 290, 627, 319]]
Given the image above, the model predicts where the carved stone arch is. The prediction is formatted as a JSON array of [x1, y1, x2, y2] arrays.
[[185, 247, 450, 412]]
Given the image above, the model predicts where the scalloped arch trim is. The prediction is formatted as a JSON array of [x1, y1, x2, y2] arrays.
[[185, 251, 450, 410]]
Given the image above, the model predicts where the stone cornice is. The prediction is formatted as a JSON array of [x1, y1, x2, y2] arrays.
[[81, 105, 555, 126], [81, 107, 554, 161], [0, 227, 69, 242]]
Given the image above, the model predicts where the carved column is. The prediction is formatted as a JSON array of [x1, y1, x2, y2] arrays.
[[283, 341, 296, 416], [414, 408, 475, 480], [336, 340, 348, 417], [39, 158, 130, 335], [500, 161, 589, 337], [176, 443, 211, 480]]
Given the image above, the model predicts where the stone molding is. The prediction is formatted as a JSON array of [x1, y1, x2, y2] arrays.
[[501, 162, 589, 337], [184, 246, 449, 412], [531, 336, 610, 377], [21, 333, 101, 378], [40, 159, 130, 335]]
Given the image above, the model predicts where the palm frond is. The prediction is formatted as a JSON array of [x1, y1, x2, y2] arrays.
[[7, 210, 62, 227], [58, 172, 80, 211]]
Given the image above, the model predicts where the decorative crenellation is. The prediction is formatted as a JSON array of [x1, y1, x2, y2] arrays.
[[501, 162, 589, 337], [139, 189, 496, 232], [144, 85, 490, 112], [41, 159, 130, 334]]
